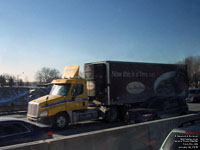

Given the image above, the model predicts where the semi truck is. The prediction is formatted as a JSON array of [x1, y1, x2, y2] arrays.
[[27, 61, 188, 130]]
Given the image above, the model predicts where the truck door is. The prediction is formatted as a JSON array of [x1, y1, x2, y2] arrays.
[[67, 83, 88, 110]]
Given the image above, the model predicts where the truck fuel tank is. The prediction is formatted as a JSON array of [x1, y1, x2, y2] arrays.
[[72, 108, 99, 123]]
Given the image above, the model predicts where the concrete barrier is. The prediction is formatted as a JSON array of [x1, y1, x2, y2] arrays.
[[2, 113, 200, 150], [49, 124, 150, 150]]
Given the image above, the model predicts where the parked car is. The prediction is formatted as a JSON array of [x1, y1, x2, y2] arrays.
[[125, 96, 189, 124], [159, 119, 200, 150], [186, 88, 200, 103], [0, 117, 52, 147]]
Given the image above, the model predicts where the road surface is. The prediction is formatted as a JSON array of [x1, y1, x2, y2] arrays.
[[1, 102, 200, 138]]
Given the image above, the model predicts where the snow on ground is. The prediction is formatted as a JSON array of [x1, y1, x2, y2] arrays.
[[0, 87, 50, 106]]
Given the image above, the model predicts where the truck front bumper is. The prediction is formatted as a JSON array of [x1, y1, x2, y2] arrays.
[[28, 116, 54, 126]]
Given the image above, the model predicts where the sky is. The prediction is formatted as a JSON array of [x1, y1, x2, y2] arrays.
[[0, 0, 200, 81]]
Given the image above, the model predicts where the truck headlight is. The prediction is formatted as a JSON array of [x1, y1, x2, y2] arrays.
[[40, 110, 48, 117]]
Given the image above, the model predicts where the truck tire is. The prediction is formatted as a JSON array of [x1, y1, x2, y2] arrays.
[[105, 107, 118, 123], [53, 112, 69, 130]]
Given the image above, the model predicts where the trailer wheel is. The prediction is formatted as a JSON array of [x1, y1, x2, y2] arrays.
[[53, 112, 69, 130], [105, 107, 118, 123]]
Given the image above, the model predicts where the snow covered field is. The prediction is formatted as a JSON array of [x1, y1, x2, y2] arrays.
[[0, 87, 50, 106]]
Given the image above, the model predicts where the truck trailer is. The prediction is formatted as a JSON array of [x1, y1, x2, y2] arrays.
[[27, 61, 188, 130], [84, 61, 188, 122]]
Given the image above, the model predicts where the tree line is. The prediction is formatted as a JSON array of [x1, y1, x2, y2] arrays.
[[35, 67, 60, 84], [0, 74, 26, 87], [0, 67, 60, 87], [0, 74, 16, 87], [1, 57, 200, 88]]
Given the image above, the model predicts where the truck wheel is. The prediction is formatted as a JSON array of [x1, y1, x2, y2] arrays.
[[105, 107, 118, 123], [54, 113, 69, 130]]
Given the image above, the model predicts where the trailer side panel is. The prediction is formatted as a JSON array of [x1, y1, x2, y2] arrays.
[[85, 61, 188, 105]]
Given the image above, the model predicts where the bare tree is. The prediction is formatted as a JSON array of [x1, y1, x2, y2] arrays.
[[35, 67, 61, 83], [178, 56, 200, 88]]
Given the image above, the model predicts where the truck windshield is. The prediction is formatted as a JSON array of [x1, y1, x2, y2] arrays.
[[50, 84, 71, 96]]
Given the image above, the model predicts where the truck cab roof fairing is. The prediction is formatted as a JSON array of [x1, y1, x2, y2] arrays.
[[62, 65, 80, 79]]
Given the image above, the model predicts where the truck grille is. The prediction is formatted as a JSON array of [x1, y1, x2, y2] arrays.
[[27, 102, 39, 117]]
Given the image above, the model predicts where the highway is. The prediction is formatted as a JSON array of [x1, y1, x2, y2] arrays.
[[5, 102, 200, 118], [1, 102, 200, 138], [2, 112, 127, 138]]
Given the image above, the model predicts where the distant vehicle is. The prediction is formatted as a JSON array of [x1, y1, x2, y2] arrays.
[[186, 88, 200, 103], [159, 119, 200, 150], [0, 117, 52, 147], [125, 97, 189, 124]]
